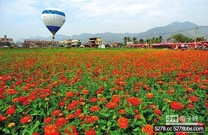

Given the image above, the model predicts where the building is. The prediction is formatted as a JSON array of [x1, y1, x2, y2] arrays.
[[0, 35, 13, 47], [23, 39, 58, 48], [60, 39, 81, 47], [89, 37, 102, 48]]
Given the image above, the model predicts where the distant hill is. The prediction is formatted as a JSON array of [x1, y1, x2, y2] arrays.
[[29, 21, 208, 43]]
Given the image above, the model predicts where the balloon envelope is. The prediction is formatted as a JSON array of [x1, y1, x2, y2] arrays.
[[41, 8, 66, 39]]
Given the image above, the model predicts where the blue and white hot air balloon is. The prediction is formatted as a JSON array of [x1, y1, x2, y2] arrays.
[[41, 8, 66, 39]]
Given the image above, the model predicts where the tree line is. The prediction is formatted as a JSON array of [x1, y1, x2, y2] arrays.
[[123, 34, 206, 45]]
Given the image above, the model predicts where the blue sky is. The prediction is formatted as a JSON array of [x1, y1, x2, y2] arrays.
[[0, 0, 207, 41]]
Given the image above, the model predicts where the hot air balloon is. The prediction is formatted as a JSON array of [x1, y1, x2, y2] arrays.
[[41, 8, 66, 39]]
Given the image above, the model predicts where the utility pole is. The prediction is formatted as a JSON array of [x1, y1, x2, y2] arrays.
[[194, 26, 198, 49]]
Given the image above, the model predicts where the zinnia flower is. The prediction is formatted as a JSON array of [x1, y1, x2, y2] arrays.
[[90, 105, 100, 112], [142, 124, 153, 135], [44, 117, 53, 124], [8, 122, 15, 128], [5, 105, 16, 115], [189, 96, 198, 102], [20, 115, 31, 124], [170, 101, 184, 111], [44, 124, 60, 135], [117, 117, 128, 129], [105, 101, 117, 109], [153, 109, 162, 115], [55, 117, 67, 127], [146, 93, 154, 99], [85, 129, 96, 135], [127, 97, 142, 106]]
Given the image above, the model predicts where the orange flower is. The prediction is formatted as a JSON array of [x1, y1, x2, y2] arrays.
[[90, 105, 100, 112], [170, 101, 184, 111], [20, 115, 31, 124], [82, 89, 89, 95], [117, 117, 128, 129], [105, 101, 117, 109], [44, 124, 60, 135], [66, 114, 75, 119], [118, 109, 126, 115], [66, 91, 74, 98], [167, 88, 175, 95], [142, 124, 153, 135], [111, 94, 120, 103], [146, 93, 154, 98], [6, 89, 17, 95]]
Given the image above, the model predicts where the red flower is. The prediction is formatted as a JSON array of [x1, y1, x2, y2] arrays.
[[55, 117, 67, 127], [44, 117, 53, 124], [105, 101, 117, 109], [111, 94, 120, 103], [127, 97, 142, 106], [153, 109, 162, 115], [89, 97, 97, 103], [5, 105, 16, 115], [0, 115, 7, 121], [32, 132, 39, 135], [118, 117, 129, 129], [187, 104, 194, 109], [67, 103, 77, 110], [135, 114, 141, 119], [142, 124, 153, 135], [85, 129, 96, 135], [170, 101, 184, 111], [20, 115, 31, 124], [86, 115, 99, 124], [52, 109, 61, 116], [189, 96, 198, 102]]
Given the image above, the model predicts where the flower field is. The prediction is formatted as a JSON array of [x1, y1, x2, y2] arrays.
[[0, 49, 207, 135]]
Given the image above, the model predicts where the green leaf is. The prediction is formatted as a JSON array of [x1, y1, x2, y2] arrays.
[[29, 120, 40, 134], [107, 121, 112, 127]]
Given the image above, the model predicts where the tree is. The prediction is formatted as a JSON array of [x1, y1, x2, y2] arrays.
[[139, 39, 144, 44], [132, 37, 137, 44], [159, 36, 163, 43], [168, 34, 193, 43], [123, 37, 127, 46]]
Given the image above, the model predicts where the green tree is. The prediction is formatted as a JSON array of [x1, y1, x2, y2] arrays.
[[168, 34, 193, 43], [123, 37, 127, 46], [132, 37, 137, 44], [139, 39, 144, 44]]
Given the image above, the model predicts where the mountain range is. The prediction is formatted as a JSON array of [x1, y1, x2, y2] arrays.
[[30, 21, 208, 43]]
